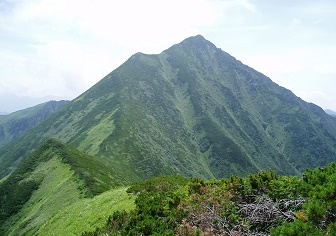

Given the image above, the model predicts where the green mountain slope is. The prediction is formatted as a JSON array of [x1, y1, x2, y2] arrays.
[[0, 139, 133, 235], [1, 35, 336, 181], [0, 100, 68, 149]]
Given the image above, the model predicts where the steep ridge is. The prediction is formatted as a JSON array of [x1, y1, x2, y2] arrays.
[[0, 139, 131, 235], [0, 35, 336, 181], [0, 100, 68, 149]]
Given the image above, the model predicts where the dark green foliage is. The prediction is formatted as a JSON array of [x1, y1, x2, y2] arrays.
[[127, 175, 190, 194], [0, 179, 40, 226], [271, 220, 325, 236], [248, 169, 278, 193], [84, 163, 336, 235], [271, 162, 336, 235], [84, 175, 189, 236]]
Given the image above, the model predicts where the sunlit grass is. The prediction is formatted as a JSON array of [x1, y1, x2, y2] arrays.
[[3, 155, 135, 235], [3, 155, 84, 235], [38, 187, 135, 235]]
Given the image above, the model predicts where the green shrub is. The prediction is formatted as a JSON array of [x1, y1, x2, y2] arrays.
[[84, 163, 336, 235]]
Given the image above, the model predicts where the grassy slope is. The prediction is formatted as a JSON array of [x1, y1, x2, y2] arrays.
[[0, 139, 136, 235], [38, 187, 135, 235], [3, 155, 85, 235], [4, 156, 135, 235]]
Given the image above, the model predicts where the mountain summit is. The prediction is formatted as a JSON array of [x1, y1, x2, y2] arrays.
[[1, 35, 336, 181]]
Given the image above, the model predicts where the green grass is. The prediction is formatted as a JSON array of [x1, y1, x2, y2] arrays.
[[2, 152, 135, 236], [78, 109, 117, 156], [3, 155, 85, 235], [0, 139, 137, 235], [38, 187, 135, 235]]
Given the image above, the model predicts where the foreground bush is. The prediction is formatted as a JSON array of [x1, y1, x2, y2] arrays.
[[83, 163, 336, 235]]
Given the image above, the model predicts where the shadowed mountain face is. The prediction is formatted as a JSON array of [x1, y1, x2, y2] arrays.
[[1, 35, 336, 181]]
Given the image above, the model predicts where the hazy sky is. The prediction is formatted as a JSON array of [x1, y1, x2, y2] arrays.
[[1, 0, 335, 111]]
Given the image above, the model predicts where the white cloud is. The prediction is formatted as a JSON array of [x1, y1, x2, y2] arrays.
[[0, 0, 236, 99], [4, 0, 218, 52], [1, 0, 336, 111]]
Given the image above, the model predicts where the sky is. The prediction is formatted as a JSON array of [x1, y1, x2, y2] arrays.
[[0, 0, 335, 113]]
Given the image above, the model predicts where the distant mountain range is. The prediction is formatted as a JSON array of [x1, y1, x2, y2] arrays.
[[1, 35, 336, 233], [0, 100, 68, 149], [0, 94, 71, 114], [325, 109, 336, 117]]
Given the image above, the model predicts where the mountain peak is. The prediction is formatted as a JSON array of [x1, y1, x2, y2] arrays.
[[186, 34, 207, 42], [164, 35, 217, 54], [183, 34, 215, 48], [2, 35, 336, 184]]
